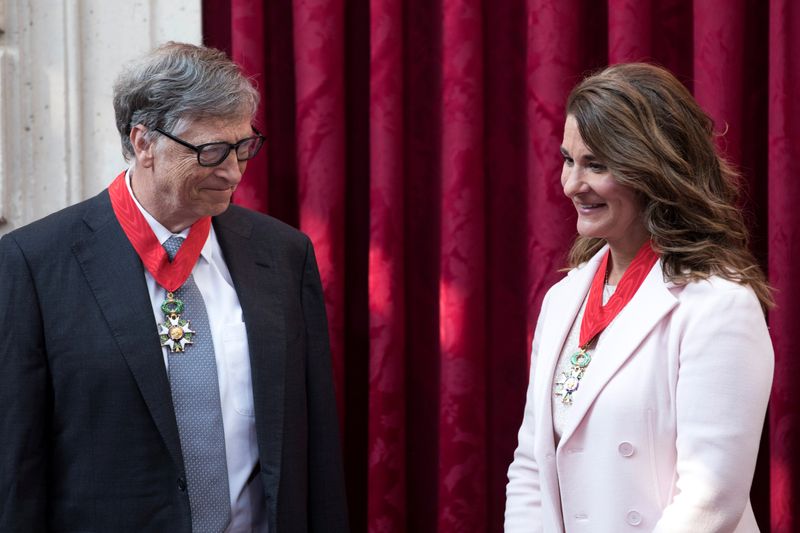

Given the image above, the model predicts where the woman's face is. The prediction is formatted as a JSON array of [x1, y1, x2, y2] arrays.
[[560, 115, 648, 255]]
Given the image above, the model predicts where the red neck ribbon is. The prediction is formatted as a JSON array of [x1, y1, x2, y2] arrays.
[[108, 171, 211, 292], [579, 241, 659, 348]]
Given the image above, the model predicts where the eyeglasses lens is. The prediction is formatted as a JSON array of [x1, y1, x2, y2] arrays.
[[197, 137, 263, 166], [198, 144, 230, 166], [236, 138, 261, 160]]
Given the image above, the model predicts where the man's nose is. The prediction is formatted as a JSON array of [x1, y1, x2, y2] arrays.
[[218, 150, 245, 182]]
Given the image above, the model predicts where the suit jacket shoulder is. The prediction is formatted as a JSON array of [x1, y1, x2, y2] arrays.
[[2, 190, 115, 262], [217, 204, 309, 245], [214, 204, 313, 268]]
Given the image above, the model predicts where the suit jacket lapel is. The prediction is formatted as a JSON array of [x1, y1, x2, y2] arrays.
[[71, 191, 184, 471], [531, 248, 603, 518], [214, 208, 286, 505], [557, 259, 678, 448], [533, 250, 605, 426]]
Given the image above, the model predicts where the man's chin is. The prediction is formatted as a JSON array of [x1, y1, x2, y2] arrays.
[[208, 200, 232, 216], [193, 197, 232, 219], [201, 189, 234, 207]]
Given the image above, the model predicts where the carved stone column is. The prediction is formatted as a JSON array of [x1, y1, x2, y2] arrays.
[[0, 0, 201, 235]]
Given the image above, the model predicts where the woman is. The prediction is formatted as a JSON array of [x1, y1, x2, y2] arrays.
[[505, 63, 774, 532]]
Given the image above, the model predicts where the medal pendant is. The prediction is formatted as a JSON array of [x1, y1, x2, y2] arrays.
[[554, 347, 592, 405], [554, 368, 582, 405], [158, 292, 195, 353]]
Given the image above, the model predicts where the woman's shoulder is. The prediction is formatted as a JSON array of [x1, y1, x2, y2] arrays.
[[669, 274, 764, 320], [671, 274, 757, 298]]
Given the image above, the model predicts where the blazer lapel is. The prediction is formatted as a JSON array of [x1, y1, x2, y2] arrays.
[[533, 250, 605, 427], [531, 249, 603, 522], [557, 259, 678, 448], [214, 208, 286, 505], [71, 191, 184, 471]]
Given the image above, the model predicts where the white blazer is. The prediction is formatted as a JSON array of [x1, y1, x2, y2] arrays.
[[505, 246, 773, 533]]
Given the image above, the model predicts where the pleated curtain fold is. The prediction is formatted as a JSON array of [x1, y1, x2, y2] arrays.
[[203, 0, 800, 531]]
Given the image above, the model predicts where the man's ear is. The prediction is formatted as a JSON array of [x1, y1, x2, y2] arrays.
[[130, 125, 155, 168]]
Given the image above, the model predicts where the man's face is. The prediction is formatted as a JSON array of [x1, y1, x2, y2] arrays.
[[147, 115, 254, 225]]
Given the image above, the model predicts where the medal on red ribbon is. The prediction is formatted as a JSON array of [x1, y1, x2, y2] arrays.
[[554, 241, 659, 404], [108, 170, 211, 352], [157, 293, 196, 352]]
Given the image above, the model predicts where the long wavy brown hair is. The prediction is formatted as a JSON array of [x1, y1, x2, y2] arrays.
[[565, 63, 773, 309]]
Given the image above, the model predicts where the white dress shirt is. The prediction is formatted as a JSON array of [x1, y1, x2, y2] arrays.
[[126, 171, 267, 532]]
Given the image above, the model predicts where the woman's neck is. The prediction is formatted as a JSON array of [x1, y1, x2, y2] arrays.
[[606, 237, 649, 285]]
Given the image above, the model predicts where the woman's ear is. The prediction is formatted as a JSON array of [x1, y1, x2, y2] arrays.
[[130, 125, 155, 168]]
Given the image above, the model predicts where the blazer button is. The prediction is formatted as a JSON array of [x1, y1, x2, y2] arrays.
[[626, 510, 643, 526], [618, 441, 635, 457], [177, 477, 187, 492]]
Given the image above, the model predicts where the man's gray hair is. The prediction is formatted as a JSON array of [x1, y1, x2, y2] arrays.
[[113, 42, 260, 160]]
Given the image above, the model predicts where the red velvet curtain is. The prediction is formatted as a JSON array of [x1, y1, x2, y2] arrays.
[[202, 1, 799, 531]]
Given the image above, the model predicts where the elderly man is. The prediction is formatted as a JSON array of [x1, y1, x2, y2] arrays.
[[0, 42, 348, 532]]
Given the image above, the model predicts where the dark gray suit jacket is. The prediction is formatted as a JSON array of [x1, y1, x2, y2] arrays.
[[0, 190, 349, 532]]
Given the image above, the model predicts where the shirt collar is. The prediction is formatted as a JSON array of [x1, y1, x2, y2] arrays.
[[124, 168, 214, 263]]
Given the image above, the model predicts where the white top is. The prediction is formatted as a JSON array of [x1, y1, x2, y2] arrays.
[[125, 171, 267, 532]]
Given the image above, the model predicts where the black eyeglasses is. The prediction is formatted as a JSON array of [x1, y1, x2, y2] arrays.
[[154, 127, 265, 167]]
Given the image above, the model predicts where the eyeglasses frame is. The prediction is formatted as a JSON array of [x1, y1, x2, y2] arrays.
[[153, 126, 265, 167]]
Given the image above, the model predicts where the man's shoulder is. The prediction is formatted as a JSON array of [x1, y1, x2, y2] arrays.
[[2, 191, 111, 255], [216, 204, 310, 247]]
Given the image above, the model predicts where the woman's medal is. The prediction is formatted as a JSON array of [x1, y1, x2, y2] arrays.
[[554, 242, 659, 405]]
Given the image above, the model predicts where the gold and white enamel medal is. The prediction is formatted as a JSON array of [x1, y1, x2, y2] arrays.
[[158, 292, 195, 352]]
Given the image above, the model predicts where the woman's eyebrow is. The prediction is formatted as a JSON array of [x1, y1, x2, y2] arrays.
[[560, 146, 597, 162]]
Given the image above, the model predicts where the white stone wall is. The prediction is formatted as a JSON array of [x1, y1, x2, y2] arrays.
[[0, 0, 201, 235]]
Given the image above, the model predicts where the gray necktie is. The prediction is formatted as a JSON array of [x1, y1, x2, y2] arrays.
[[163, 235, 231, 533]]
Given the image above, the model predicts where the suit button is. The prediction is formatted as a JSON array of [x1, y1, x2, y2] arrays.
[[618, 441, 635, 457], [626, 510, 642, 526], [177, 477, 187, 492]]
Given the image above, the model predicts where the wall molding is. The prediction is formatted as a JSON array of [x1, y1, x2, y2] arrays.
[[0, 0, 201, 235]]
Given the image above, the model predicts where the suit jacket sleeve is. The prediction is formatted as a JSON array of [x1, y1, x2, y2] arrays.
[[653, 284, 774, 532], [300, 238, 350, 532], [0, 234, 49, 531], [504, 288, 553, 532]]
